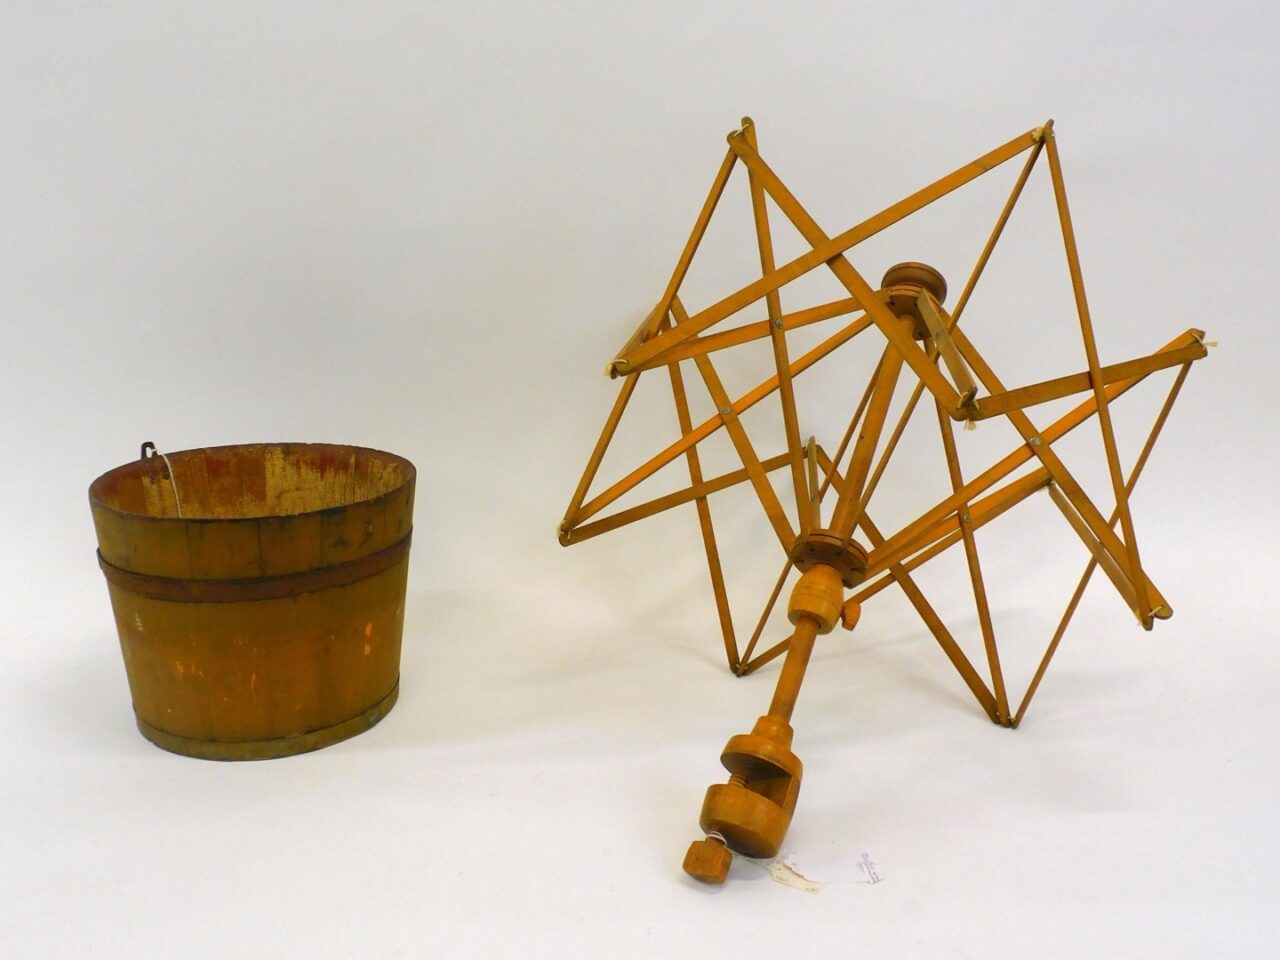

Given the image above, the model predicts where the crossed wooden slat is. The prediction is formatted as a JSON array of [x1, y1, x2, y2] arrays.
[[559, 118, 1207, 724]]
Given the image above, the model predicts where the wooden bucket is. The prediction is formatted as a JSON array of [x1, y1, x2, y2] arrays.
[[89, 443, 415, 760]]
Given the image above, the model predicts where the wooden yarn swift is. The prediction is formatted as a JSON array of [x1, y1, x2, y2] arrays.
[[557, 118, 1208, 884]]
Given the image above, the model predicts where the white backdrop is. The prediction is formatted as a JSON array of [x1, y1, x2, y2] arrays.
[[3, 2, 1277, 957]]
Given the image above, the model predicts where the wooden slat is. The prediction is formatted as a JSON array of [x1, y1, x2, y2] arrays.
[[805, 437, 821, 530], [613, 125, 1042, 375], [573, 313, 874, 527], [643, 147, 737, 342], [861, 378, 928, 518], [675, 297, 796, 552], [740, 363, 883, 667], [560, 373, 640, 529], [740, 564, 793, 671], [1013, 361, 1193, 725], [971, 343, 1206, 420], [740, 632, 793, 675], [1046, 484, 1143, 617], [1043, 127, 1151, 625], [816, 354, 884, 503], [936, 400, 1009, 722], [743, 118, 810, 532], [828, 345, 904, 538], [950, 129, 1047, 322], [950, 321, 1170, 623], [817, 449, 998, 720], [628, 296, 867, 372], [668, 347, 739, 672], [852, 469, 1051, 603], [614, 229, 880, 376], [863, 327, 1203, 575], [561, 453, 792, 545], [727, 133, 964, 414], [863, 513, 998, 721], [739, 359, 885, 669], [918, 291, 977, 409]]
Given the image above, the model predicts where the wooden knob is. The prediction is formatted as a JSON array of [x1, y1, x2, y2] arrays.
[[683, 836, 733, 884], [841, 599, 863, 631]]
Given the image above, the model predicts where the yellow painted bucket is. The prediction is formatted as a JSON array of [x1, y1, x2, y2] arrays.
[[90, 442, 415, 760]]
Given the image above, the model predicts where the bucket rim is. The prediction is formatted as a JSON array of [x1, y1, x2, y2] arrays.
[[88, 441, 417, 524]]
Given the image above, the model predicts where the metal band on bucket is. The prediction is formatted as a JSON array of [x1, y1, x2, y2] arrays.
[[97, 531, 412, 603]]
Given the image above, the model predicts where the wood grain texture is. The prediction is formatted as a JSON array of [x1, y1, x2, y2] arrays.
[[557, 119, 1208, 882], [91, 443, 415, 760]]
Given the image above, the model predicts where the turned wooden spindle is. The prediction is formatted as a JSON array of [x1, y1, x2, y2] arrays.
[[683, 268, 947, 884]]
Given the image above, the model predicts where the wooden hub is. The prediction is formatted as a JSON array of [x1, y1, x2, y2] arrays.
[[881, 261, 947, 303], [881, 262, 948, 340], [788, 530, 868, 588]]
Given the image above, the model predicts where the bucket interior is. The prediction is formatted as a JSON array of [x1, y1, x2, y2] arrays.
[[90, 444, 413, 520]]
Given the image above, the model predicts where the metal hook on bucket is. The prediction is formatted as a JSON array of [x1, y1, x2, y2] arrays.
[[139, 441, 184, 518]]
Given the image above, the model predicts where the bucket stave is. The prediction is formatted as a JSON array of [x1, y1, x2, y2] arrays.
[[90, 443, 415, 760]]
